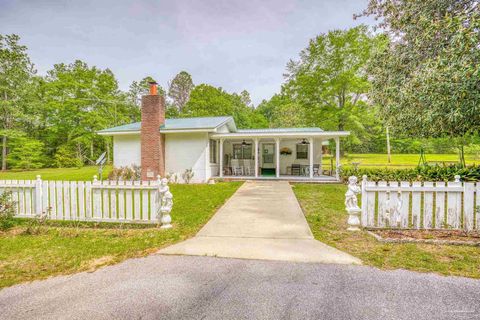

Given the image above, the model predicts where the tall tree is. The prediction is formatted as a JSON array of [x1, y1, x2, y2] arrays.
[[257, 94, 306, 127], [0, 34, 36, 170], [128, 76, 165, 107], [168, 71, 194, 112], [40, 60, 136, 165], [239, 90, 253, 108], [182, 84, 268, 129], [283, 25, 383, 147], [358, 0, 480, 158]]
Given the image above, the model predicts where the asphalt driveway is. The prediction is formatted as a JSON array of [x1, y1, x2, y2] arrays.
[[1, 255, 479, 320]]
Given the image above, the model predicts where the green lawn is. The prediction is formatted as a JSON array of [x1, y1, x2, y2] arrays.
[[0, 166, 113, 181], [0, 182, 242, 288], [341, 153, 477, 168], [292, 183, 480, 278]]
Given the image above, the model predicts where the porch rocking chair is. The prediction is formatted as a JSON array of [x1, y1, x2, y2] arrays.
[[231, 159, 244, 176], [243, 160, 252, 176], [291, 164, 301, 176]]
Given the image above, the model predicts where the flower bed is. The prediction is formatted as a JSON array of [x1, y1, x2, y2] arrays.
[[368, 229, 480, 246]]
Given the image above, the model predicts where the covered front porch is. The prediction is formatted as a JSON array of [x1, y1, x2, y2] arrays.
[[210, 130, 348, 181]]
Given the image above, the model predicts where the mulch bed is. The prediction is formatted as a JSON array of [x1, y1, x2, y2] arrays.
[[367, 229, 480, 246]]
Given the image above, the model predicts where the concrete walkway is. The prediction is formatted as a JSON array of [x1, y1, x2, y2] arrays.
[[160, 181, 360, 264]]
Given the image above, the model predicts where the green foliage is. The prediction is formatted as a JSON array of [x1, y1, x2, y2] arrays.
[[360, 0, 480, 138], [341, 164, 480, 182], [0, 34, 37, 170], [182, 84, 268, 129], [262, 26, 385, 149], [7, 137, 45, 169], [128, 76, 165, 107], [54, 144, 83, 168], [0, 191, 16, 230], [36, 60, 139, 166], [257, 94, 306, 128]]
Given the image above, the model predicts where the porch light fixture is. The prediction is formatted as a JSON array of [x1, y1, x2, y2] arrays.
[[301, 139, 310, 145], [241, 140, 248, 146]]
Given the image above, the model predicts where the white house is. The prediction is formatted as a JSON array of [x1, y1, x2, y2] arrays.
[[98, 83, 349, 183]]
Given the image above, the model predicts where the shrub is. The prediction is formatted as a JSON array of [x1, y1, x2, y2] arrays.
[[166, 172, 179, 184], [54, 144, 83, 168], [340, 164, 480, 182], [8, 138, 46, 170], [182, 168, 194, 184], [0, 192, 16, 231], [108, 165, 141, 181]]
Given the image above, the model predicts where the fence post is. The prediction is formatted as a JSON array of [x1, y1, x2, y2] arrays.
[[360, 175, 367, 226], [346, 176, 361, 231], [464, 181, 475, 231], [35, 175, 43, 215]]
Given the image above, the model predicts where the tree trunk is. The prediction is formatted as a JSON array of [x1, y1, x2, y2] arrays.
[[90, 141, 94, 159], [386, 126, 391, 164], [1, 135, 6, 171], [458, 140, 466, 168]]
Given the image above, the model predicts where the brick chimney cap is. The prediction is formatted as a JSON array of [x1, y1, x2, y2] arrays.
[[148, 81, 158, 85]]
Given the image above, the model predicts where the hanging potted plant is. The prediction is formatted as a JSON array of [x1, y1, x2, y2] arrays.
[[280, 147, 292, 155]]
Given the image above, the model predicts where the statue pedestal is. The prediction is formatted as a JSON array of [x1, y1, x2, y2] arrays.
[[160, 209, 172, 229], [347, 207, 361, 231]]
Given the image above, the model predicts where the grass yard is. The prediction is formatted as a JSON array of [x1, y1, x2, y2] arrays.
[[292, 183, 480, 278], [341, 153, 478, 168], [0, 182, 242, 288], [0, 166, 113, 181]]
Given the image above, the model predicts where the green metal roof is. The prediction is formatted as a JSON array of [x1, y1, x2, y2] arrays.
[[98, 122, 141, 133], [98, 116, 233, 134], [97, 116, 327, 135], [237, 128, 324, 133]]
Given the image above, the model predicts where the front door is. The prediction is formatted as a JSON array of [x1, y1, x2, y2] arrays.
[[261, 143, 275, 175]]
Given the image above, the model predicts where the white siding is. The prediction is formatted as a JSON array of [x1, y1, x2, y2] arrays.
[[165, 133, 209, 183], [113, 135, 141, 167], [216, 124, 230, 133]]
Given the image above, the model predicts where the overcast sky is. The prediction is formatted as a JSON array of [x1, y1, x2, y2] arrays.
[[0, 0, 373, 105]]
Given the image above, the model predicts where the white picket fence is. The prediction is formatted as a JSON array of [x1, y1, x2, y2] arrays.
[[0, 176, 162, 223], [360, 175, 480, 231]]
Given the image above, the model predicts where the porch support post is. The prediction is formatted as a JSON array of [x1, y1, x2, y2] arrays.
[[335, 137, 340, 180], [319, 139, 323, 176], [275, 137, 280, 178], [219, 138, 224, 178], [309, 137, 314, 179], [254, 138, 259, 178]]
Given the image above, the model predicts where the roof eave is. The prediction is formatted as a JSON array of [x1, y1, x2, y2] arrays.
[[210, 131, 350, 138], [97, 130, 141, 136], [161, 128, 216, 133]]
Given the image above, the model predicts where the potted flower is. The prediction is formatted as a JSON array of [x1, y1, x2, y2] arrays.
[[280, 147, 292, 155]]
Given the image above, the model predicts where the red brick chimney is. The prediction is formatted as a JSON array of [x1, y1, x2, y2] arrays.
[[141, 82, 165, 180]]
